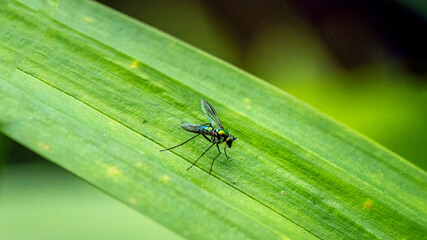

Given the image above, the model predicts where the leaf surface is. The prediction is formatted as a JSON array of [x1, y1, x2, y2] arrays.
[[0, 0, 426, 239]]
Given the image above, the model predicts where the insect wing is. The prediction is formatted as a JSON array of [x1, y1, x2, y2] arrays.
[[201, 100, 223, 128]]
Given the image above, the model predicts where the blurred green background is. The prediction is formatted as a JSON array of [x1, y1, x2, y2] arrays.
[[1, 0, 426, 239]]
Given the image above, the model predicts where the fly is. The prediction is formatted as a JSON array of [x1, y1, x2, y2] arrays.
[[160, 100, 237, 174]]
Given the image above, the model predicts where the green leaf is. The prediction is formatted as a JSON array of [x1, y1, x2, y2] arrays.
[[1, 0, 426, 239]]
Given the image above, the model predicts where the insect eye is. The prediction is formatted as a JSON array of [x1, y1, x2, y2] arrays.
[[226, 139, 233, 148]]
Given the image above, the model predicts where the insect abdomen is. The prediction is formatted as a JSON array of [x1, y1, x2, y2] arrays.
[[181, 123, 217, 136], [181, 123, 201, 133]]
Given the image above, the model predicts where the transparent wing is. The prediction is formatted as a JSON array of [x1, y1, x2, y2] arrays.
[[201, 100, 223, 128]]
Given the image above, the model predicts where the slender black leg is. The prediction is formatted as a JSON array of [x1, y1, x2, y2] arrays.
[[224, 145, 229, 158], [201, 134, 212, 142], [210, 143, 221, 174], [160, 134, 200, 151], [187, 143, 215, 171]]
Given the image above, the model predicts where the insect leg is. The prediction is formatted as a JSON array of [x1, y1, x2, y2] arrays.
[[201, 134, 212, 142], [187, 143, 215, 171], [224, 145, 229, 159], [210, 144, 221, 174], [160, 134, 200, 151]]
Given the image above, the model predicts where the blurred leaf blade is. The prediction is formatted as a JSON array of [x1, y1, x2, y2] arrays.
[[0, 0, 426, 239]]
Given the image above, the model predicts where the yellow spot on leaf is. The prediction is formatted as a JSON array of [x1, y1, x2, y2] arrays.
[[364, 200, 373, 209], [280, 190, 284, 195], [129, 198, 137, 204], [83, 16, 94, 23], [135, 162, 143, 168], [243, 98, 251, 109], [107, 166, 122, 177], [131, 60, 139, 69], [161, 175, 170, 183], [38, 142, 51, 151]]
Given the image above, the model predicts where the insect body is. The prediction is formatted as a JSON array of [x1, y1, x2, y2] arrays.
[[161, 100, 236, 174]]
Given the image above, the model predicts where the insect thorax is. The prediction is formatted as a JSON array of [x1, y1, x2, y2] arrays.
[[200, 126, 229, 143]]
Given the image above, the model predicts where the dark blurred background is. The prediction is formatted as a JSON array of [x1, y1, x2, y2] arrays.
[[1, 0, 426, 239]]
